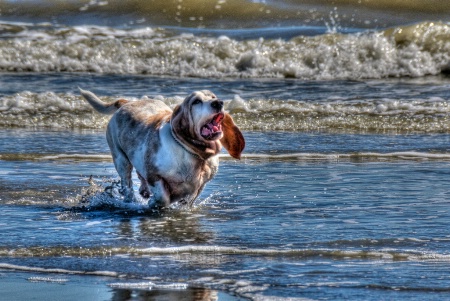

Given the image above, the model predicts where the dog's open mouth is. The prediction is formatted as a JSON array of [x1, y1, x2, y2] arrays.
[[201, 113, 224, 140]]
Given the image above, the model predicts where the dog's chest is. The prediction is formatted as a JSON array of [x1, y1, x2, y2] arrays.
[[154, 128, 219, 191], [155, 146, 217, 185]]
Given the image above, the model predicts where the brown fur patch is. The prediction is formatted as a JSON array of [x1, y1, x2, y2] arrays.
[[114, 99, 129, 109], [145, 111, 172, 128]]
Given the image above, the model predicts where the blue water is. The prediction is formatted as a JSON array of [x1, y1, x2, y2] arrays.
[[2, 126, 450, 299], [1, 0, 450, 300]]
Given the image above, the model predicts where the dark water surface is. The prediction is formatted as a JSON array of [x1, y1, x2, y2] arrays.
[[1, 0, 450, 299]]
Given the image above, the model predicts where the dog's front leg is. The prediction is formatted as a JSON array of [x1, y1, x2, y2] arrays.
[[148, 179, 170, 208], [137, 172, 150, 199]]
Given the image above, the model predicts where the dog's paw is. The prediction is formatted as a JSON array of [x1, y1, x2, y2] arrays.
[[139, 185, 151, 199]]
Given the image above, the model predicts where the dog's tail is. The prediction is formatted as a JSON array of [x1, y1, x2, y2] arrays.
[[79, 88, 128, 115]]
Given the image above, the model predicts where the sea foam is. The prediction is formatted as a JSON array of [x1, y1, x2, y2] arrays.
[[0, 21, 448, 79], [2, 91, 450, 133]]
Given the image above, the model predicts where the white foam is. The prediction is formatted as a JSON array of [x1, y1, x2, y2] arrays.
[[108, 282, 155, 289], [1, 246, 450, 263], [27, 277, 69, 283], [81, 186, 150, 211], [153, 283, 189, 290], [39, 154, 112, 161], [0, 21, 448, 79], [240, 152, 450, 162], [0, 263, 119, 277], [108, 281, 188, 292], [2, 91, 450, 132]]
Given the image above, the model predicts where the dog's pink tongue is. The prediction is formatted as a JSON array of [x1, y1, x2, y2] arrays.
[[202, 127, 211, 136], [214, 113, 224, 124], [212, 125, 219, 132]]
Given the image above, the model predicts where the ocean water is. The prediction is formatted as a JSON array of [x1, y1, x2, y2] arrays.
[[1, 1, 450, 300]]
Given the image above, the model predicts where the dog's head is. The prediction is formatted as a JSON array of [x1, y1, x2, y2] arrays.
[[171, 90, 245, 159]]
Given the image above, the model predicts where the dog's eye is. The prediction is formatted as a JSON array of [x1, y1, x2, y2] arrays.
[[192, 99, 202, 105]]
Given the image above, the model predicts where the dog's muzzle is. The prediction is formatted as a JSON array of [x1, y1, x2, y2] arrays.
[[201, 112, 224, 140]]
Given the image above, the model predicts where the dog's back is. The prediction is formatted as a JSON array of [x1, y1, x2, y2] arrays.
[[106, 99, 172, 155]]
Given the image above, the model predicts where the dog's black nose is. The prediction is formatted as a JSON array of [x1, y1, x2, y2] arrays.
[[211, 100, 224, 111]]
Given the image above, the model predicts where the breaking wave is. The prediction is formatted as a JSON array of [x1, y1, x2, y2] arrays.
[[2, 91, 450, 133], [0, 21, 448, 79]]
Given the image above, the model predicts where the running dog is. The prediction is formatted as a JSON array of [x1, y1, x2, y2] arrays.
[[80, 89, 245, 208]]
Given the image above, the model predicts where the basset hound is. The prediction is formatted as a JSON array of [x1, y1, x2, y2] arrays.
[[80, 88, 245, 208]]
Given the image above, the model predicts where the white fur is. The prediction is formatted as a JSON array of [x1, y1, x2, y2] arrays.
[[80, 89, 230, 208]]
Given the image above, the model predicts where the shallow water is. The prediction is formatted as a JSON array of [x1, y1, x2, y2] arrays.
[[3, 128, 450, 300], [1, 0, 450, 300]]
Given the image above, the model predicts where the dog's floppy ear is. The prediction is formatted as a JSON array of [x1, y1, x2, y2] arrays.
[[172, 104, 181, 117], [220, 113, 245, 159], [171, 104, 190, 135]]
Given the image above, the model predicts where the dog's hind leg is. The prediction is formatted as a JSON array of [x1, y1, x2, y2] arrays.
[[106, 124, 136, 202], [111, 149, 135, 202]]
